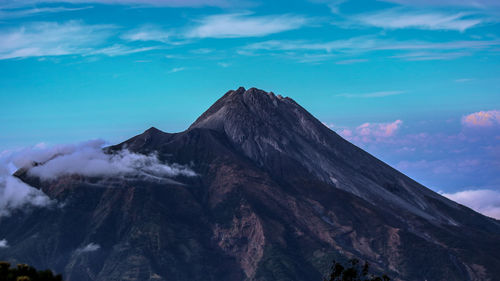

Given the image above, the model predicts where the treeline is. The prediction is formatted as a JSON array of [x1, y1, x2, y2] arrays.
[[325, 259, 390, 281], [0, 262, 62, 281]]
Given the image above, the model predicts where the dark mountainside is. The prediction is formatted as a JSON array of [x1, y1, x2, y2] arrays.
[[1, 87, 500, 281]]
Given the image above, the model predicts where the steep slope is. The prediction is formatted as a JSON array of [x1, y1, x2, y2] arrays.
[[1, 87, 499, 281]]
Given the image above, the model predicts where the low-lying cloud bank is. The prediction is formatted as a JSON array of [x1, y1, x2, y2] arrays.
[[23, 140, 196, 180], [442, 189, 500, 220], [0, 175, 53, 217], [0, 139, 196, 217]]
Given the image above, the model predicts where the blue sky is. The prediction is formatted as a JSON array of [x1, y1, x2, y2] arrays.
[[0, 0, 500, 217]]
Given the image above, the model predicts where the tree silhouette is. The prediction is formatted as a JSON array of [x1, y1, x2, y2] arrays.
[[0, 262, 63, 281], [324, 259, 390, 281]]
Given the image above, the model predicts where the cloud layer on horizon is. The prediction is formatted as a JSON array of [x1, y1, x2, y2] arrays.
[[327, 109, 500, 219]]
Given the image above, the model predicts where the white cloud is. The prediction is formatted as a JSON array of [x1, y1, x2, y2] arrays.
[[0, 20, 116, 60], [245, 37, 500, 53], [75, 242, 100, 253], [0, 239, 8, 248], [381, 0, 500, 9], [391, 51, 470, 61], [336, 90, 405, 98], [354, 9, 483, 32], [0, 0, 234, 8], [121, 25, 171, 43], [217, 62, 231, 67], [88, 45, 159, 56], [0, 170, 54, 217], [243, 37, 500, 62], [168, 67, 186, 73], [335, 58, 368, 64], [0, 139, 196, 216], [454, 78, 474, 82], [20, 140, 196, 180], [442, 189, 500, 219], [0, 6, 93, 19], [186, 13, 309, 38]]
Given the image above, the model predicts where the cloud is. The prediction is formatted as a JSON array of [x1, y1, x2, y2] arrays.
[[0, 6, 93, 19], [0, 21, 165, 60], [75, 242, 100, 253], [0, 139, 196, 217], [359, 120, 403, 137], [242, 37, 500, 62], [0, 169, 54, 218], [0, 20, 116, 60], [0, 0, 235, 8], [462, 110, 500, 127], [353, 9, 483, 32], [454, 78, 474, 82], [335, 58, 368, 64], [380, 0, 500, 9], [336, 90, 405, 98], [217, 62, 231, 67], [337, 120, 403, 143], [186, 13, 309, 38], [19, 140, 196, 180], [121, 25, 171, 43], [441, 189, 500, 219], [0, 239, 8, 248], [168, 67, 186, 73], [88, 45, 159, 56], [391, 51, 470, 61]]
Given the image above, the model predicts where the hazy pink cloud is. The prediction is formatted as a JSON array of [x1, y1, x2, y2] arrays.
[[359, 120, 402, 137], [462, 110, 500, 127]]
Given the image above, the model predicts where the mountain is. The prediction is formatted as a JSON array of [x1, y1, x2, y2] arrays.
[[1, 87, 500, 281]]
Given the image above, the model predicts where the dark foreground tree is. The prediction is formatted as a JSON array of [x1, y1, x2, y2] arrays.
[[325, 259, 390, 281], [0, 261, 63, 281]]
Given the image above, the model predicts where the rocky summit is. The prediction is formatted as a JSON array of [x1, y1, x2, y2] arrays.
[[1, 87, 500, 281]]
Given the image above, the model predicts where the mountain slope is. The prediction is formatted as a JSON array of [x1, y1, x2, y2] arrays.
[[1, 87, 499, 281]]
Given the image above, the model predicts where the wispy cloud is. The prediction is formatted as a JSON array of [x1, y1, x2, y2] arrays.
[[168, 67, 186, 73], [0, 239, 8, 248], [353, 9, 483, 32], [75, 242, 100, 254], [391, 51, 470, 61], [454, 78, 474, 82], [121, 25, 171, 43], [441, 189, 500, 219], [462, 110, 500, 127], [0, 21, 165, 60], [246, 37, 500, 53], [243, 37, 500, 62], [0, 20, 116, 60], [336, 90, 405, 98], [0, 6, 93, 19], [0, 0, 236, 9], [186, 13, 309, 38], [381, 0, 500, 9], [335, 58, 368, 64], [89, 45, 159, 56]]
